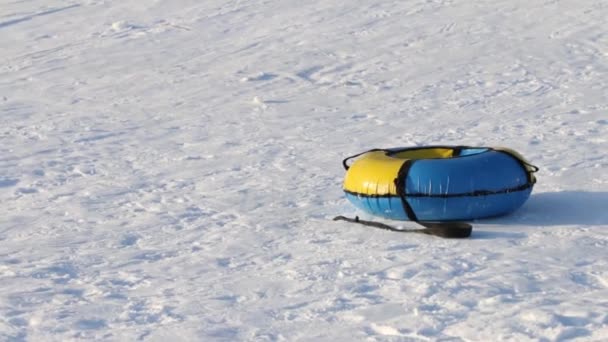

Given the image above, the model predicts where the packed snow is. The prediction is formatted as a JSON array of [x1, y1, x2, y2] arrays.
[[1, 0, 607, 340]]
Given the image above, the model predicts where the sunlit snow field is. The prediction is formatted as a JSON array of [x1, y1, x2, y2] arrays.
[[1, 0, 608, 340]]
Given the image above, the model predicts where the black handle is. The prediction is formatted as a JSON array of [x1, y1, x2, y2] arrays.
[[342, 148, 384, 170]]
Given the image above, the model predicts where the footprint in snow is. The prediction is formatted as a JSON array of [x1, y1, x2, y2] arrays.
[[240, 72, 277, 82], [120, 234, 140, 247], [0, 179, 19, 187], [76, 319, 107, 330]]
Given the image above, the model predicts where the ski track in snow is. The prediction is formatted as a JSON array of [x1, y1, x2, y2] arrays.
[[1, 0, 607, 340]]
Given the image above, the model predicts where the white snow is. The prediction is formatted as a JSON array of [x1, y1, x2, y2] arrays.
[[1, 0, 607, 340]]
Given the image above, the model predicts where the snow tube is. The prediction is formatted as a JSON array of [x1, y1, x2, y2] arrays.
[[342, 146, 538, 221]]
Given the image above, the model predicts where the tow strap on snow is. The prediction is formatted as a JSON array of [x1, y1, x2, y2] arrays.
[[333, 215, 472, 238]]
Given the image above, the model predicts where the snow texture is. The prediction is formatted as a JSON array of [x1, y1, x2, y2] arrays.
[[1, 0, 607, 340]]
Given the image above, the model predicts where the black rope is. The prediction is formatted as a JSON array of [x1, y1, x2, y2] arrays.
[[342, 148, 385, 170], [344, 181, 534, 199], [333, 215, 408, 232]]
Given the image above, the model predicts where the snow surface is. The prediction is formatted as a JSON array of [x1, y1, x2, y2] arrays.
[[1, 0, 608, 340]]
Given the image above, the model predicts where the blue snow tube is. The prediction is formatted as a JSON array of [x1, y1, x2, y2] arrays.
[[342, 146, 538, 221]]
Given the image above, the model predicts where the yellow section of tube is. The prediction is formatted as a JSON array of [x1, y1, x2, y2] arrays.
[[343, 151, 403, 196], [343, 148, 455, 196]]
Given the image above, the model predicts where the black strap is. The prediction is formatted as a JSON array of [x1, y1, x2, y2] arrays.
[[451, 146, 466, 157], [333, 216, 472, 238], [394, 159, 418, 221]]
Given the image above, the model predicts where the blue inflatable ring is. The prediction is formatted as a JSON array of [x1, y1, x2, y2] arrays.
[[342, 146, 538, 221]]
